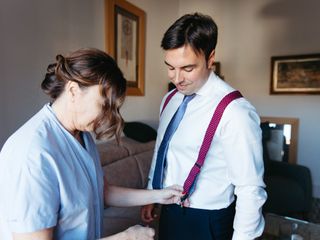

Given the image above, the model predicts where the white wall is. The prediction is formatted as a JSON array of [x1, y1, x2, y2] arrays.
[[0, 0, 105, 145], [178, 0, 320, 197], [1, 0, 320, 197]]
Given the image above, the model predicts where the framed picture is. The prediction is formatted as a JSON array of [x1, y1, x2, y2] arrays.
[[212, 61, 224, 80], [212, 62, 221, 76], [270, 53, 320, 94], [105, 0, 146, 96]]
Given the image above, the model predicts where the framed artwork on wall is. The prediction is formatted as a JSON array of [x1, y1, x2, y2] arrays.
[[105, 0, 146, 96], [270, 53, 320, 94], [212, 61, 224, 80], [212, 62, 221, 76]]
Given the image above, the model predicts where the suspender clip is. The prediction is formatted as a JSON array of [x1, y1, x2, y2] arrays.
[[180, 193, 189, 207], [195, 162, 202, 169]]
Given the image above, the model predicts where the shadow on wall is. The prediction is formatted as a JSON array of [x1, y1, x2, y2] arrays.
[[259, 0, 320, 52]]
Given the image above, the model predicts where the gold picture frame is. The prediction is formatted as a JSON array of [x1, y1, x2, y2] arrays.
[[260, 116, 299, 164], [105, 0, 146, 96], [270, 54, 320, 94]]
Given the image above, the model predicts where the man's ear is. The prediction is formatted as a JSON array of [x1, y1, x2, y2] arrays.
[[208, 50, 215, 69]]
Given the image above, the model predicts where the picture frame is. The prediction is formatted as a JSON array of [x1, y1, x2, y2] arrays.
[[212, 62, 221, 76], [105, 0, 146, 96], [212, 61, 224, 80], [260, 116, 299, 164], [270, 53, 320, 94]]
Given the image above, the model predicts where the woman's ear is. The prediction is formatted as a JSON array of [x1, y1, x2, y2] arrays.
[[66, 81, 80, 102], [208, 50, 215, 69]]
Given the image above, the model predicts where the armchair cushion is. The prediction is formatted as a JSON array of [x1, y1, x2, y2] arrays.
[[264, 160, 313, 218]]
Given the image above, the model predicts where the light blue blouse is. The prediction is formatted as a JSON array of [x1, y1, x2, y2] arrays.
[[0, 104, 104, 240]]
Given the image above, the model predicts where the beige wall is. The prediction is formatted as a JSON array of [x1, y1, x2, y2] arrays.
[[0, 0, 320, 197], [119, 0, 179, 128]]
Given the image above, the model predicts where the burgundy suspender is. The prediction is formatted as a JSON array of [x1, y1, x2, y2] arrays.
[[181, 90, 243, 202], [160, 88, 178, 115], [161, 90, 243, 202]]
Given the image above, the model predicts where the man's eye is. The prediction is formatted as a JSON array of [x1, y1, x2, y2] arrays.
[[184, 67, 193, 72], [168, 67, 175, 71]]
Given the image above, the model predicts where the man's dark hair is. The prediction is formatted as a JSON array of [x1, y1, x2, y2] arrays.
[[161, 13, 218, 62]]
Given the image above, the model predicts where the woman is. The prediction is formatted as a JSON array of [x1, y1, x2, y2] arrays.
[[0, 48, 183, 240]]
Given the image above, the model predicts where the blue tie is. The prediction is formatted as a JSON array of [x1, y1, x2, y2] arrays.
[[152, 94, 196, 189]]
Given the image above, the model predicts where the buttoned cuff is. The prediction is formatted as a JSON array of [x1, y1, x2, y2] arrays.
[[232, 230, 255, 240]]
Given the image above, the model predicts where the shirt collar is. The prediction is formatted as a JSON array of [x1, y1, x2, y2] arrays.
[[196, 71, 218, 97]]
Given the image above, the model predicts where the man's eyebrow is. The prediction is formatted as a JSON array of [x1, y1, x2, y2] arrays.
[[182, 64, 197, 69], [164, 61, 196, 69], [164, 61, 172, 67]]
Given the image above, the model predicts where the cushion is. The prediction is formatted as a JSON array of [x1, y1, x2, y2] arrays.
[[264, 176, 306, 214], [97, 140, 129, 166], [123, 122, 157, 143]]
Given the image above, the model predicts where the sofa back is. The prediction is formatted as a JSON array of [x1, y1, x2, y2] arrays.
[[97, 136, 156, 236], [97, 136, 155, 189]]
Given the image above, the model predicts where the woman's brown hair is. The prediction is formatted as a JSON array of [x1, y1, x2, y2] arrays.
[[41, 48, 126, 141]]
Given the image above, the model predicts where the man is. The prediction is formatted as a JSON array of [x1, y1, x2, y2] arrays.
[[141, 13, 267, 240]]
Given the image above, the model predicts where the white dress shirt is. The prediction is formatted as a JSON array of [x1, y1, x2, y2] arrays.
[[148, 72, 267, 240]]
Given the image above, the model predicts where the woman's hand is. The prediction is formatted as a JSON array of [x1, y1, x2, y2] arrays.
[[104, 184, 184, 207], [155, 184, 184, 204], [124, 225, 155, 240], [99, 225, 154, 240]]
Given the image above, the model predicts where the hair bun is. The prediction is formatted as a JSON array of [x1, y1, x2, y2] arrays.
[[56, 54, 65, 64], [46, 63, 56, 75], [41, 56, 65, 99]]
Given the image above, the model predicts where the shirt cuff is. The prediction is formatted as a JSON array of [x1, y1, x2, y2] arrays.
[[232, 230, 255, 240], [146, 178, 153, 189]]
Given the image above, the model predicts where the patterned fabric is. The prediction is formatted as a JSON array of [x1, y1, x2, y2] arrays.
[[182, 91, 243, 200], [161, 88, 178, 115]]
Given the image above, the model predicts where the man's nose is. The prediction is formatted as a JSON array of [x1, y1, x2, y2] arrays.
[[172, 70, 184, 84]]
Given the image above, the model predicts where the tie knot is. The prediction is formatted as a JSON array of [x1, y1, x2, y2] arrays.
[[183, 94, 196, 105]]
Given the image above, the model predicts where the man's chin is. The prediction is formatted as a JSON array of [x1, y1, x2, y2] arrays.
[[177, 87, 193, 95]]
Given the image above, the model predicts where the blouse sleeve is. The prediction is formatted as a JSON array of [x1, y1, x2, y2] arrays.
[[2, 146, 60, 233]]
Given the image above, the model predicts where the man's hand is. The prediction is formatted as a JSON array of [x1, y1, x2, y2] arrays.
[[141, 204, 157, 223]]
